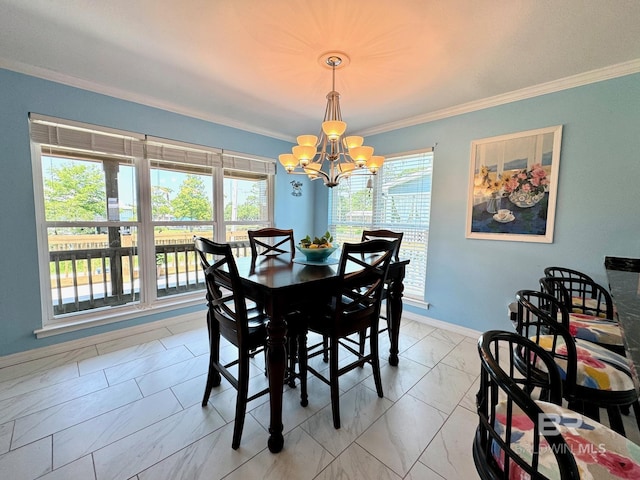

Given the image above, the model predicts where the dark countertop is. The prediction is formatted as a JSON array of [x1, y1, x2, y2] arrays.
[[605, 256, 640, 393]]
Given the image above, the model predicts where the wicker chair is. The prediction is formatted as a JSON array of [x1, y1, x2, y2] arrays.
[[474, 329, 640, 479], [514, 289, 640, 437]]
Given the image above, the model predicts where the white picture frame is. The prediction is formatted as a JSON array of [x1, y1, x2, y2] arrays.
[[465, 125, 563, 243]]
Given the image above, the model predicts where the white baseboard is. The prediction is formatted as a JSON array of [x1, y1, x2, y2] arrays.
[[0, 311, 203, 369], [1, 309, 480, 370], [403, 310, 482, 339]]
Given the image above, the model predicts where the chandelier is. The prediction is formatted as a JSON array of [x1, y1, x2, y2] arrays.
[[278, 53, 383, 188]]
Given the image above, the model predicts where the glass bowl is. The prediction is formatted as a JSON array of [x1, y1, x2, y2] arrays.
[[296, 245, 338, 262]]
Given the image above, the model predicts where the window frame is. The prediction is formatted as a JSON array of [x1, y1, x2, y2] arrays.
[[221, 165, 274, 243], [30, 114, 275, 336], [328, 148, 433, 301]]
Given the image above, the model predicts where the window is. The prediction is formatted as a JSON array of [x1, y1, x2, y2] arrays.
[[328, 149, 433, 299], [146, 137, 219, 300], [30, 115, 274, 331], [222, 152, 274, 246]]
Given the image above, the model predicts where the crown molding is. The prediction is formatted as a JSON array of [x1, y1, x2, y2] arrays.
[[0, 57, 293, 142], [359, 58, 640, 137], [3, 57, 639, 141]]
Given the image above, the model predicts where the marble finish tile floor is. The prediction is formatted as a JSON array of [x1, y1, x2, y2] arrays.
[[0, 313, 638, 480]]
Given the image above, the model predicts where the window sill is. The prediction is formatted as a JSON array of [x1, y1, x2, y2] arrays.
[[34, 295, 205, 339]]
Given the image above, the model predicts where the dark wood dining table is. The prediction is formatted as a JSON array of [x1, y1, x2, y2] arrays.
[[234, 253, 410, 453], [605, 256, 640, 394]]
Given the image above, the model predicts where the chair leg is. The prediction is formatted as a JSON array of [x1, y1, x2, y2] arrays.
[[263, 348, 268, 376], [582, 401, 600, 423], [287, 335, 297, 388], [607, 406, 626, 436], [632, 401, 640, 433], [298, 331, 308, 407], [231, 352, 250, 450], [538, 387, 550, 402], [202, 361, 222, 406], [329, 337, 341, 429], [323, 335, 329, 363], [385, 300, 392, 342], [568, 399, 600, 422], [358, 328, 367, 357], [370, 326, 383, 398], [202, 316, 221, 406]]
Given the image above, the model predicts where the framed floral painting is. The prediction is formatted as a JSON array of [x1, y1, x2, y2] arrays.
[[465, 125, 563, 242]]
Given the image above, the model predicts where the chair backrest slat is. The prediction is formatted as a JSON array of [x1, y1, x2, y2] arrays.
[[194, 236, 251, 346], [361, 229, 403, 261], [515, 289, 578, 392], [541, 275, 614, 319], [544, 266, 594, 282], [332, 239, 397, 327], [248, 228, 295, 258]]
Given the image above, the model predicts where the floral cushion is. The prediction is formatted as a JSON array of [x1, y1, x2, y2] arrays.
[[534, 336, 635, 392], [566, 313, 623, 347], [492, 400, 640, 479], [571, 296, 615, 318]]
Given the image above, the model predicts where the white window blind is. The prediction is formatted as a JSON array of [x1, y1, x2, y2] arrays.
[[145, 136, 222, 167], [329, 148, 433, 299], [29, 113, 275, 329], [30, 113, 144, 158], [223, 150, 276, 175]]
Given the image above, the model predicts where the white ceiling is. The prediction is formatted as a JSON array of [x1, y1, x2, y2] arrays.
[[1, 0, 639, 141]]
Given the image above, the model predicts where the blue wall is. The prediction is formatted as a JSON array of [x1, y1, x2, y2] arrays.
[[368, 73, 640, 330], [1, 67, 639, 356], [0, 68, 311, 356]]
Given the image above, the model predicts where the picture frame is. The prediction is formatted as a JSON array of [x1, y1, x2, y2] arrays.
[[465, 125, 563, 243]]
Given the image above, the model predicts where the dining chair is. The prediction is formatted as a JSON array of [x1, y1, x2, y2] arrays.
[[540, 276, 624, 355], [194, 236, 270, 449], [247, 227, 303, 385], [297, 239, 397, 428], [358, 229, 404, 355], [361, 229, 403, 261], [514, 289, 640, 437], [544, 266, 595, 282], [248, 227, 295, 258], [474, 330, 579, 479], [474, 329, 640, 480], [543, 266, 615, 318]]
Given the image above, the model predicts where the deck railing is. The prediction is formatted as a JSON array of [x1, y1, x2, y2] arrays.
[[49, 241, 251, 315]]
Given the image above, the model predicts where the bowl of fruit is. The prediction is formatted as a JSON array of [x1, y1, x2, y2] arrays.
[[296, 231, 338, 262]]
